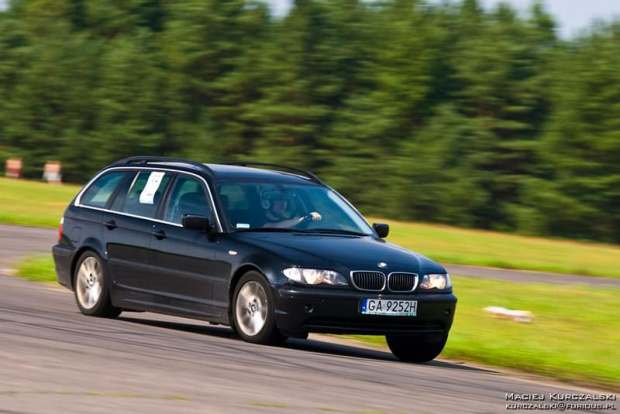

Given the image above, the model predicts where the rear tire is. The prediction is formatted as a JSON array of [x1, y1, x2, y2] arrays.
[[73, 251, 121, 318], [232, 271, 286, 345], [386, 335, 447, 363]]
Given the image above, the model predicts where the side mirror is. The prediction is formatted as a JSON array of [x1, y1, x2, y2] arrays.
[[182, 214, 213, 232], [373, 223, 389, 238]]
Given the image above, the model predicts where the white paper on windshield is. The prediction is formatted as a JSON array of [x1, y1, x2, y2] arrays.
[[139, 172, 165, 205]]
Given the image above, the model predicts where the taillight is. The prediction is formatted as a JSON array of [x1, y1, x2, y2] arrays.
[[58, 217, 64, 241]]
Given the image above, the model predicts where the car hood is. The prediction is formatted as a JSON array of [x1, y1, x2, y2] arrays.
[[234, 232, 446, 275]]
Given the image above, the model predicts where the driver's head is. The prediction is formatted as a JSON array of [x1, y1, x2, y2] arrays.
[[270, 199, 288, 218]]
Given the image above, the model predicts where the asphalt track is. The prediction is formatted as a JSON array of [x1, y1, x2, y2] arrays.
[[0, 224, 617, 413], [0, 225, 56, 273]]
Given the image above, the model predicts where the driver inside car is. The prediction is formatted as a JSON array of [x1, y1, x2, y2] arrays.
[[262, 191, 322, 228]]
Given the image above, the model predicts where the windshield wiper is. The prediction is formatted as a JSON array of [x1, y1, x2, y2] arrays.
[[235, 227, 297, 233], [296, 228, 369, 236], [235, 227, 369, 236]]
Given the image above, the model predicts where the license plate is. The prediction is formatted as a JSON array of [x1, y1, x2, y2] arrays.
[[361, 298, 417, 316]]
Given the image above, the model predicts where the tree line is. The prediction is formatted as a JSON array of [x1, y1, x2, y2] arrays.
[[0, 0, 619, 243]]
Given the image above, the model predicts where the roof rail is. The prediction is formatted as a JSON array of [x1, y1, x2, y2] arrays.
[[116, 156, 213, 176], [224, 162, 325, 185]]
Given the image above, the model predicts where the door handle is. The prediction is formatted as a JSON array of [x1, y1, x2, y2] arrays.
[[104, 219, 117, 230], [151, 229, 167, 240]]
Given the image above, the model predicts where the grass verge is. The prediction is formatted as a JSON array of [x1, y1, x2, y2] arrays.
[[16, 254, 57, 283], [349, 276, 620, 391], [375, 218, 620, 278]]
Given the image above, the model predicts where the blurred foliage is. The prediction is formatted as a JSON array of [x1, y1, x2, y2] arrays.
[[0, 0, 619, 243]]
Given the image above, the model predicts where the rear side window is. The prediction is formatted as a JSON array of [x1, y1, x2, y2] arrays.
[[80, 171, 127, 208], [122, 171, 172, 218], [109, 171, 137, 212]]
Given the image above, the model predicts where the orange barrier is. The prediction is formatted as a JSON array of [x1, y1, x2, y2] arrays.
[[5, 158, 22, 178], [43, 161, 62, 184]]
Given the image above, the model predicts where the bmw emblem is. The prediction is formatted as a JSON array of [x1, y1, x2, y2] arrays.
[[378, 262, 387, 269]]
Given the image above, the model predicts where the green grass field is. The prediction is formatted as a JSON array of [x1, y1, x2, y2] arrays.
[[2, 177, 620, 278], [370, 218, 620, 278], [0, 177, 81, 227], [350, 276, 620, 390], [16, 255, 620, 390]]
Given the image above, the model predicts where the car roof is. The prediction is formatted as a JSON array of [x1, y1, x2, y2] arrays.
[[207, 164, 318, 185], [109, 157, 322, 186]]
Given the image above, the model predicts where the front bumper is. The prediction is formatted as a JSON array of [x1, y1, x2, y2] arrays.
[[274, 286, 457, 338]]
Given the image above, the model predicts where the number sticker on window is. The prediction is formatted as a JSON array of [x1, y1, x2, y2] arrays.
[[139, 172, 165, 205]]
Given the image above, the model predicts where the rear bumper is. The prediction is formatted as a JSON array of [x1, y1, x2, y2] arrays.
[[52, 244, 75, 290], [273, 287, 457, 338]]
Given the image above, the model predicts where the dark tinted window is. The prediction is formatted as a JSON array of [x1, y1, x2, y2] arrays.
[[81, 172, 126, 208], [122, 171, 172, 218], [163, 175, 212, 224], [218, 184, 249, 210]]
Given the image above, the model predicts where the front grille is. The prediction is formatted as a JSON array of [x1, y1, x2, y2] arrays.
[[388, 272, 418, 292], [351, 271, 385, 291]]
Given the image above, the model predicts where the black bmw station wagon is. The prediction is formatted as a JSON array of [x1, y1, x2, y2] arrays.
[[53, 157, 457, 362]]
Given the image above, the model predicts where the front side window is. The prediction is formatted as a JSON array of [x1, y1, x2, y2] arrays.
[[80, 171, 127, 208], [122, 171, 172, 218], [163, 175, 212, 225]]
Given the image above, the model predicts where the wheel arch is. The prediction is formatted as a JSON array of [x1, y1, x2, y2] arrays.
[[228, 264, 263, 313], [227, 252, 285, 303], [228, 264, 286, 345], [69, 239, 106, 290]]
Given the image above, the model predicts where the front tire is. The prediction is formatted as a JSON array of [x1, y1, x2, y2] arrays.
[[232, 271, 286, 345], [73, 251, 121, 318], [386, 335, 447, 363]]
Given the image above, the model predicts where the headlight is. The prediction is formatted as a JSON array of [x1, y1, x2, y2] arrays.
[[419, 273, 451, 290], [283, 268, 348, 286]]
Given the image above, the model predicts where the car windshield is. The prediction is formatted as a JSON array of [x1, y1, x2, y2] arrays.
[[216, 182, 374, 235]]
